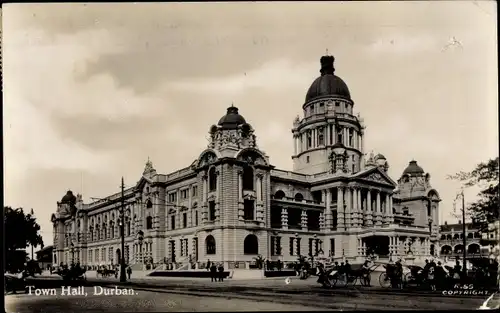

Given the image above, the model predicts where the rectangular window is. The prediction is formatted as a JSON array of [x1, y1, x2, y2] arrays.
[[168, 192, 177, 203], [102, 248, 106, 263], [171, 215, 176, 230], [318, 127, 324, 146], [209, 201, 216, 221], [192, 185, 198, 197], [296, 238, 301, 256], [319, 103, 325, 113], [308, 238, 313, 257], [243, 199, 255, 220], [95, 249, 99, 263], [183, 213, 187, 228], [330, 238, 335, 257], [181, 189, 188, 200], [89, 250, 93, 263], [195, 210, 199, 226], [271, 236, 282, 256], [289, 237, 295, 256]]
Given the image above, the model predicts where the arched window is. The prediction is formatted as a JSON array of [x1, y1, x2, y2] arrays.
[[242, 165, 254, 190], [467, 243, 480, 254], [440, 245, 452, 255], [146, 200, 153, 209], [453, 234, 459, 239], [109, 222, 115, 239], [95, 225, 100, 241], [318, 127, 324, 146], [446, 234, 452, 240], [146, 216, 153, 230], [294, 193, 304, 202], [467, 233, 473, 239], [454, 244, 464, 254], [307, 130, 312, 148], [440, 234, 446, 240], [89, 226, 94, 241], [126, 219, 131, 236], [274, 190, 285, 200], [209, 167, 217, 191], [102, 224, 107, 239], [206, 235, 216, 255], [243, 234, 259, 254]]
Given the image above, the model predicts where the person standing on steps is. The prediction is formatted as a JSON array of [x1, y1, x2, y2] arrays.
[[218, 263, 225, 282], [127, 266, 132, 280], [210, 263, 217, 282], [207, 259, 211, 271]]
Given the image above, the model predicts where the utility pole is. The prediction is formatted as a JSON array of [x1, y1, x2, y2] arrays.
[[120, 177, 127, 282], [30, 209, 35, 260], [461, 190, 467, 280]]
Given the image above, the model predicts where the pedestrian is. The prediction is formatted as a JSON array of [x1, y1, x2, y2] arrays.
[[207, 259, 211, 272], [210, 263, 217, 282], [127, 266, 132, 280], [218, 263, 225, 282], [277, 259, 282, 271]]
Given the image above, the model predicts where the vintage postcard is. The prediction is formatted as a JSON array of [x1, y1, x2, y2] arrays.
[[3, 1, 498, 311]]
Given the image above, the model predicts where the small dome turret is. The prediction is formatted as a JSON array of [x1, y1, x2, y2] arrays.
[[61, 190, 76, 205], [218, 105, 246, 130], [403, 160, 425, 176]]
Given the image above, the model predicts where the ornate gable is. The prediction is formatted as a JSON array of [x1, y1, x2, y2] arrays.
[[355, 167, 396, 187], [135, 176, 153, 191]]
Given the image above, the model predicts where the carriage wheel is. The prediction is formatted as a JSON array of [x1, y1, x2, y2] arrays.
[[404, 273, 413, 287], [379, 273, 391, 288], [347, 275, 359, 287]]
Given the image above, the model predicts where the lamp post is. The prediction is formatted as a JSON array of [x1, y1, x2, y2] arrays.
[[119, 177, 127, 282], [138, 231, 144, 269], [70, 243, 75, 264], [455, 190, 467, 279]]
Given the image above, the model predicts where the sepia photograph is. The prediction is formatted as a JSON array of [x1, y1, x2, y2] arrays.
[[2, 1, 499, 311]]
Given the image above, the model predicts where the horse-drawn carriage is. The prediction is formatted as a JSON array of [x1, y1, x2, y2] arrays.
[[318, 262, 378, 288], [96, 268, 117, 278], [55, 266, 87, 281]]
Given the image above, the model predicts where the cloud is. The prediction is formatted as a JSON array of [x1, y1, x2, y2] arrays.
[[165, 59, 315, 96]]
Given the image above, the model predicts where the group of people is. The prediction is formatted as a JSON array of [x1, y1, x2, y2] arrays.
[[206, 259, 225, 282]]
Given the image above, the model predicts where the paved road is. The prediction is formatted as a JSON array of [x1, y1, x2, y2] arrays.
[[14, 276, 488, 311], [5, 287, 327, 312]]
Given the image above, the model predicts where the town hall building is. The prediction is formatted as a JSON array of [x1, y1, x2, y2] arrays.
[[51, 54, 441, 270]]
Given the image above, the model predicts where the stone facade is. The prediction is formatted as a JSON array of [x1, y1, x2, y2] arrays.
[[51, 55, 442, 269]]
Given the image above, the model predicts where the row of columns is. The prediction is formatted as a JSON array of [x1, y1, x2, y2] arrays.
[[293, 125, 363, 155], [356, 236, 432, 257], [324, 186, 394, 230]]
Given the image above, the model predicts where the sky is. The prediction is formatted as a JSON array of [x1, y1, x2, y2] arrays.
[[2, 1, 498, 251]]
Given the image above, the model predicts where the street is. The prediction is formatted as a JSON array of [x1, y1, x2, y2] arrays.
[[5, 287, 326, 312], [5, 275, 489, 312]]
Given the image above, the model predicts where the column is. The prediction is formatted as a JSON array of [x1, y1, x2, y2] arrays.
[[301, 210, 308, 230], [326, 125, 330, 146], [337, 187, 345, 229], [281, 208, 288, 230], [366, 189, 373, 226], [345, 187, 351, 229], [259, 176, 263, 202], [325, 190, 332, 230], [238, 172, 243, 202], [333, 126, 337, 144], [388, 195, 394, 224], [375, 191, 382, 226], [351, 188, 358, 227]]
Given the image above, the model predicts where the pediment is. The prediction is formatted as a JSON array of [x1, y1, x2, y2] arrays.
[[135, 176, 153, 191], [243, 193, 257, 200], [355, 167, 396, 187]]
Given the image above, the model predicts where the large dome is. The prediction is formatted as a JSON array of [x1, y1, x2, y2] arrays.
[[61, 190, 76, 204], [305, 55, 351, 103], [402, 160, 425, 176], [218, 106, 246, 130]]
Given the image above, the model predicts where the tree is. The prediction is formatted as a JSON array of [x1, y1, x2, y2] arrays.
[[448, 157, 499, 231], [4, 206, 44, 273]]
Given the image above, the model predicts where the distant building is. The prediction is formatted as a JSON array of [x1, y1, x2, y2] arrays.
[[35, 245, 54, 269], [51, 54, 441, 270], [438, 221, 497, 258]]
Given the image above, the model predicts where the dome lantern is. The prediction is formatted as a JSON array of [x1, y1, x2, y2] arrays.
[[305, 54, 351, 104], [402, 160, 425, 176]]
